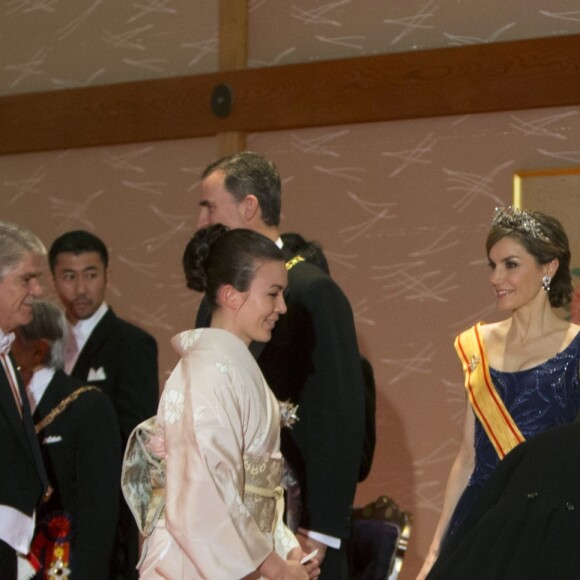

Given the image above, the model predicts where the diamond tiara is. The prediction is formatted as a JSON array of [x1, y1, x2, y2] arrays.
[[491, 207, 550, 243]]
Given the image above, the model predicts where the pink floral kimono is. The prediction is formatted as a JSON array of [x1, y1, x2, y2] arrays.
[[122, 328, 298, 579]]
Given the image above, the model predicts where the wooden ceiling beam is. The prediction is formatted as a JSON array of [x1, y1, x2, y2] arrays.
[[1, 34, 579, 154]]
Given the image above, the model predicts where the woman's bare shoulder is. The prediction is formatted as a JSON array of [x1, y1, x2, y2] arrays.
[[479, 319, 510, 342], [566, 323, 580, 341]]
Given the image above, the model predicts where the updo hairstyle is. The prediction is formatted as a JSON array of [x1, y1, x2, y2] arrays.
[[183, 224, 284, 309], [486, 209, 573, 308]]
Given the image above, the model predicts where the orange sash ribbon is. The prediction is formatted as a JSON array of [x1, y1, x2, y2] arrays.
[[455, 322, 525, 459]]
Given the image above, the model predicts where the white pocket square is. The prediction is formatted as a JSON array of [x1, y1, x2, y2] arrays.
[[43, 435, 62, 444], [88, 366, 107, 381]]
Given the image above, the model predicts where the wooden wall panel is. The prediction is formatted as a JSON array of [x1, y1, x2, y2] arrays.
[[1, 34, 579, 155]]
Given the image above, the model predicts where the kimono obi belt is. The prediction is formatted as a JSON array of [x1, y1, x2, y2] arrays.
[[121, 417, 284, 537], [243, 453, 284, 533]]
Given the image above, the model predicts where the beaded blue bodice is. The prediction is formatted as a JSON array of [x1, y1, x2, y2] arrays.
[[469, 331, 580, 488]]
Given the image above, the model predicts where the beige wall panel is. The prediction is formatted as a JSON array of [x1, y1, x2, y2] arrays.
[[0, 1, 218, 96], [249, 0, 580, 64]]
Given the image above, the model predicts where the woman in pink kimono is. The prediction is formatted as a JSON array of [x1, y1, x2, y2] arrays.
[[122, 225, 319, 579]]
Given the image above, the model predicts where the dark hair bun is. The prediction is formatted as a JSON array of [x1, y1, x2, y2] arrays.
[[183, 224, 229, 292]]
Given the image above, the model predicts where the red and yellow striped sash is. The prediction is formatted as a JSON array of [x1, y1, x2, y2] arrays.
[[455, 323, 525, 459]]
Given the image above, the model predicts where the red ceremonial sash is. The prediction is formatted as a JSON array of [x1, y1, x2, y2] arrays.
[[455, 322, 525, 459]]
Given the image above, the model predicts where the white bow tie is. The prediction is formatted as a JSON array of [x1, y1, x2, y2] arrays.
[[0, 332, 15, 355]]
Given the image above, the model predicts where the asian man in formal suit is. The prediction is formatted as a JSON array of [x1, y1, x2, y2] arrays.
[[48, 230, 159, 580], [0, 221, 49, 577], [195, 152, 366, 580]]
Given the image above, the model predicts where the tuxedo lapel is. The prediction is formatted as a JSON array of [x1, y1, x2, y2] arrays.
[[0, 365, 26, 443], [33, 375, 66, 425], [0, 356, 48, 489], [72, 309, 115, 379]]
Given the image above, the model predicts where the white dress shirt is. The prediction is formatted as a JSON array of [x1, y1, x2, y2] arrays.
[[65, 302, 109, 374], [26, 367, 55, 413]]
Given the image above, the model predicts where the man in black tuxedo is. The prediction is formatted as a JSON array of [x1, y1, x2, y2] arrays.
[[48, 230, 159, 580], [12, 300, 121, 579], [195, 152, 366, 579], [0, 221, 49, 577], [280, 232, 377, 483]]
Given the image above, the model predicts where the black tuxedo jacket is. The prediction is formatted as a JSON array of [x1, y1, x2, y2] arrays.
[[33, 371, 121, 579], [428, 422, 580, 580], [70, 307, 159, 443], [197, 257, 366, 540], [0, 354, 47, 528]]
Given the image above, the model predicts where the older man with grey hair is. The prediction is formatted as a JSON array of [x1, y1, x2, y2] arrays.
[[0, 221, 49, 576]]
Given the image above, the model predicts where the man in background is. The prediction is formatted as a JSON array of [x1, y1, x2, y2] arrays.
[[0, 221, 49, 576], [280, 232, 376, 483], [195, 152, 366, 580], [12, 300, 121, 579], [49, 230, 159, 580]]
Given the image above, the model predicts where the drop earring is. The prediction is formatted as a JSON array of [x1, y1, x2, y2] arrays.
[[542, 275, 551, 292]]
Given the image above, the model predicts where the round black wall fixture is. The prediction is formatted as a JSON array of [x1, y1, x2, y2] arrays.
[[211, 84, 233, 118]]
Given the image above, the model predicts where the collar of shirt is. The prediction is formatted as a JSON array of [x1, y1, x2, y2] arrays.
[[0, 330, 15, 355], [275, 237, 283, 249], [26, 367, 56, 413], [70, 302, 108, 353]]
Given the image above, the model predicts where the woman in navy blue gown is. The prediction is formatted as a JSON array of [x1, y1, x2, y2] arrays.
[[417, 207, 580, 579]]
